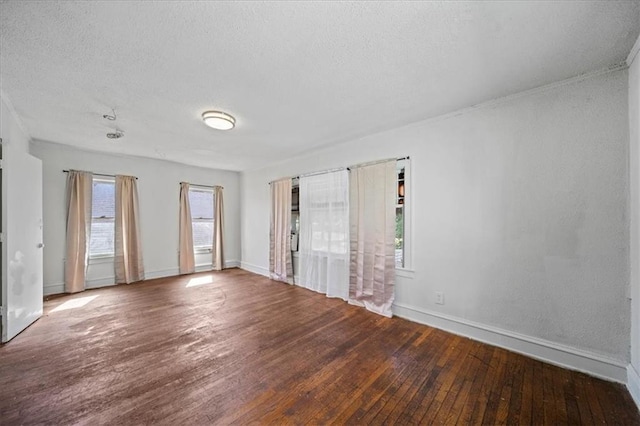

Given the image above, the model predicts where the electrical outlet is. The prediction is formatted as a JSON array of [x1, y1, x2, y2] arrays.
[[435, 291, 444, 305]]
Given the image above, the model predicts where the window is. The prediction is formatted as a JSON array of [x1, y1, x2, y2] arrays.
[[89, 177, 115, 257], [189, 187, 214, 251], [306, 177, 349, 255], [396, 161, 408, 268]]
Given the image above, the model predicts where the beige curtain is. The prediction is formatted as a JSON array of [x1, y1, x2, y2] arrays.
[[212, 185, 225, 271], [179, 182, 195, 274], [65, 170, 93, 293], [270, 178, 293, 283], [349, 160, 396, 317], [115, 175, 145, 283]]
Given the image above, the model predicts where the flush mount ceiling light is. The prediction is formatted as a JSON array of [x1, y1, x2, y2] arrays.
[[202, 110, 235, 130], [106, 130, 124, 139]]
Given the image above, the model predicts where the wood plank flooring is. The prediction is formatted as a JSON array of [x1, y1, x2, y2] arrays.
[[0, 268, 638, 425]]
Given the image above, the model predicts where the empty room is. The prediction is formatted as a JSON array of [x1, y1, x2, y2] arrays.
[[1, 1, 640, 424]]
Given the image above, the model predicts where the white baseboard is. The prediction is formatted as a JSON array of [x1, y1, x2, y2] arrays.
[[145, 268, 178, 280], [44, 277, 119, 296], [87, 277, 117, 289], [628, 364, 640, 408], [194, 260, 241, 273], [43, 260, 241, 296], [240, 261, 269, 277], [45, 280, 117, 295], [393, 302, 627, 383], [44, 283, 64, 296]]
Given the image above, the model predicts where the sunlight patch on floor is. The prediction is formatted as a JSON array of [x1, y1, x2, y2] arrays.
[[186, 275, 214, 288], [50, 295, 99, 313]]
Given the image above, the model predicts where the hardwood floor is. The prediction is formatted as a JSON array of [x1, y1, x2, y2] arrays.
[[1, 268, 638, 425]]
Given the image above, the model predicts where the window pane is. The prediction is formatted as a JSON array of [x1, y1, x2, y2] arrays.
[[189, 190, 213, 219], [192, 220, 213, 248], [396, 207, 404, 268], [90, 219, 115, 256], [189, 188, 214, 248], [90, 179, 115, 256], [396, 162, 408, 269], [397, 167, 405, 205], [92, 181, 115, 218]]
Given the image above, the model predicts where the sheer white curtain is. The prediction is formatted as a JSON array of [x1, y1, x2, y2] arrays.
[[349, 160, 396, 317], [115, 175, 145, 284], [299, 170, 349, 300], [179, 182, 195, 274], [270, 178, 293, 283], [65, 170, 93, 293]]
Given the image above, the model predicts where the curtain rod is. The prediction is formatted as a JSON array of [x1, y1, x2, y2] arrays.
[[269, 156, 410, 184], [297, 166, 346, 179], [63, 170, 138, 180], [347, 156, 410, 171], [181, 182, 223, 190]]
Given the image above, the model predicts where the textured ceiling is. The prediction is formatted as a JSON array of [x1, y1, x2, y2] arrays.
[[1, 1, 639, 171]]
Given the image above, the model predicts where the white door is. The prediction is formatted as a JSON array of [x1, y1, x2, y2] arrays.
[[1, 143, 43, 342]]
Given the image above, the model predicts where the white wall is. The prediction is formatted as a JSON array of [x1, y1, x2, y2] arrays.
[[242, 69, 630, 381], [628, 34, 640, 405], [30, 141, 241, 295]]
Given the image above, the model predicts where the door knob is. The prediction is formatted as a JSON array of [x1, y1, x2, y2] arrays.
[[37, 243, 44, 248]]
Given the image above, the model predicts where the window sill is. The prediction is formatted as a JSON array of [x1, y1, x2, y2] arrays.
[[194, 248, 213, 255], [395, 268, 415, 279], [89, 255, 115, 264]]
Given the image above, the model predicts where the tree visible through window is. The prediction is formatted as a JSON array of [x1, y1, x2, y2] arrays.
[[189, 188, 214, 250], [89, 178, 115, 257]]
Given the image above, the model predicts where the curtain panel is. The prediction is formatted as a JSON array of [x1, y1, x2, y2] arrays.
[[349, 160, 396, 317], [64, 170, 93, 293], [212, 185, 225, 271], [179, 182, 195, 274], [269, 178, 293, 283], [299, 170, 349, 300], [115, 175, 145, 284]]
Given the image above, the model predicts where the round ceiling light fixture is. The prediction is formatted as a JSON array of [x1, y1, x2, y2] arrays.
[[202, 110, 235, 130]]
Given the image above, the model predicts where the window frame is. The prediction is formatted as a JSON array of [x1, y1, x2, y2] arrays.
[[88, 176, 116, 259], [395, 159, 412, 271], [188, 186, 215, 254]]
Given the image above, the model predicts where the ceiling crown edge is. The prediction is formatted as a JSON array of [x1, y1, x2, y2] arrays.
[[627, 33, 640, 67]]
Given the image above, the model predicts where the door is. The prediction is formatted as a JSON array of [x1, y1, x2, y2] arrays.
[[1, 142, 43, 342]]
